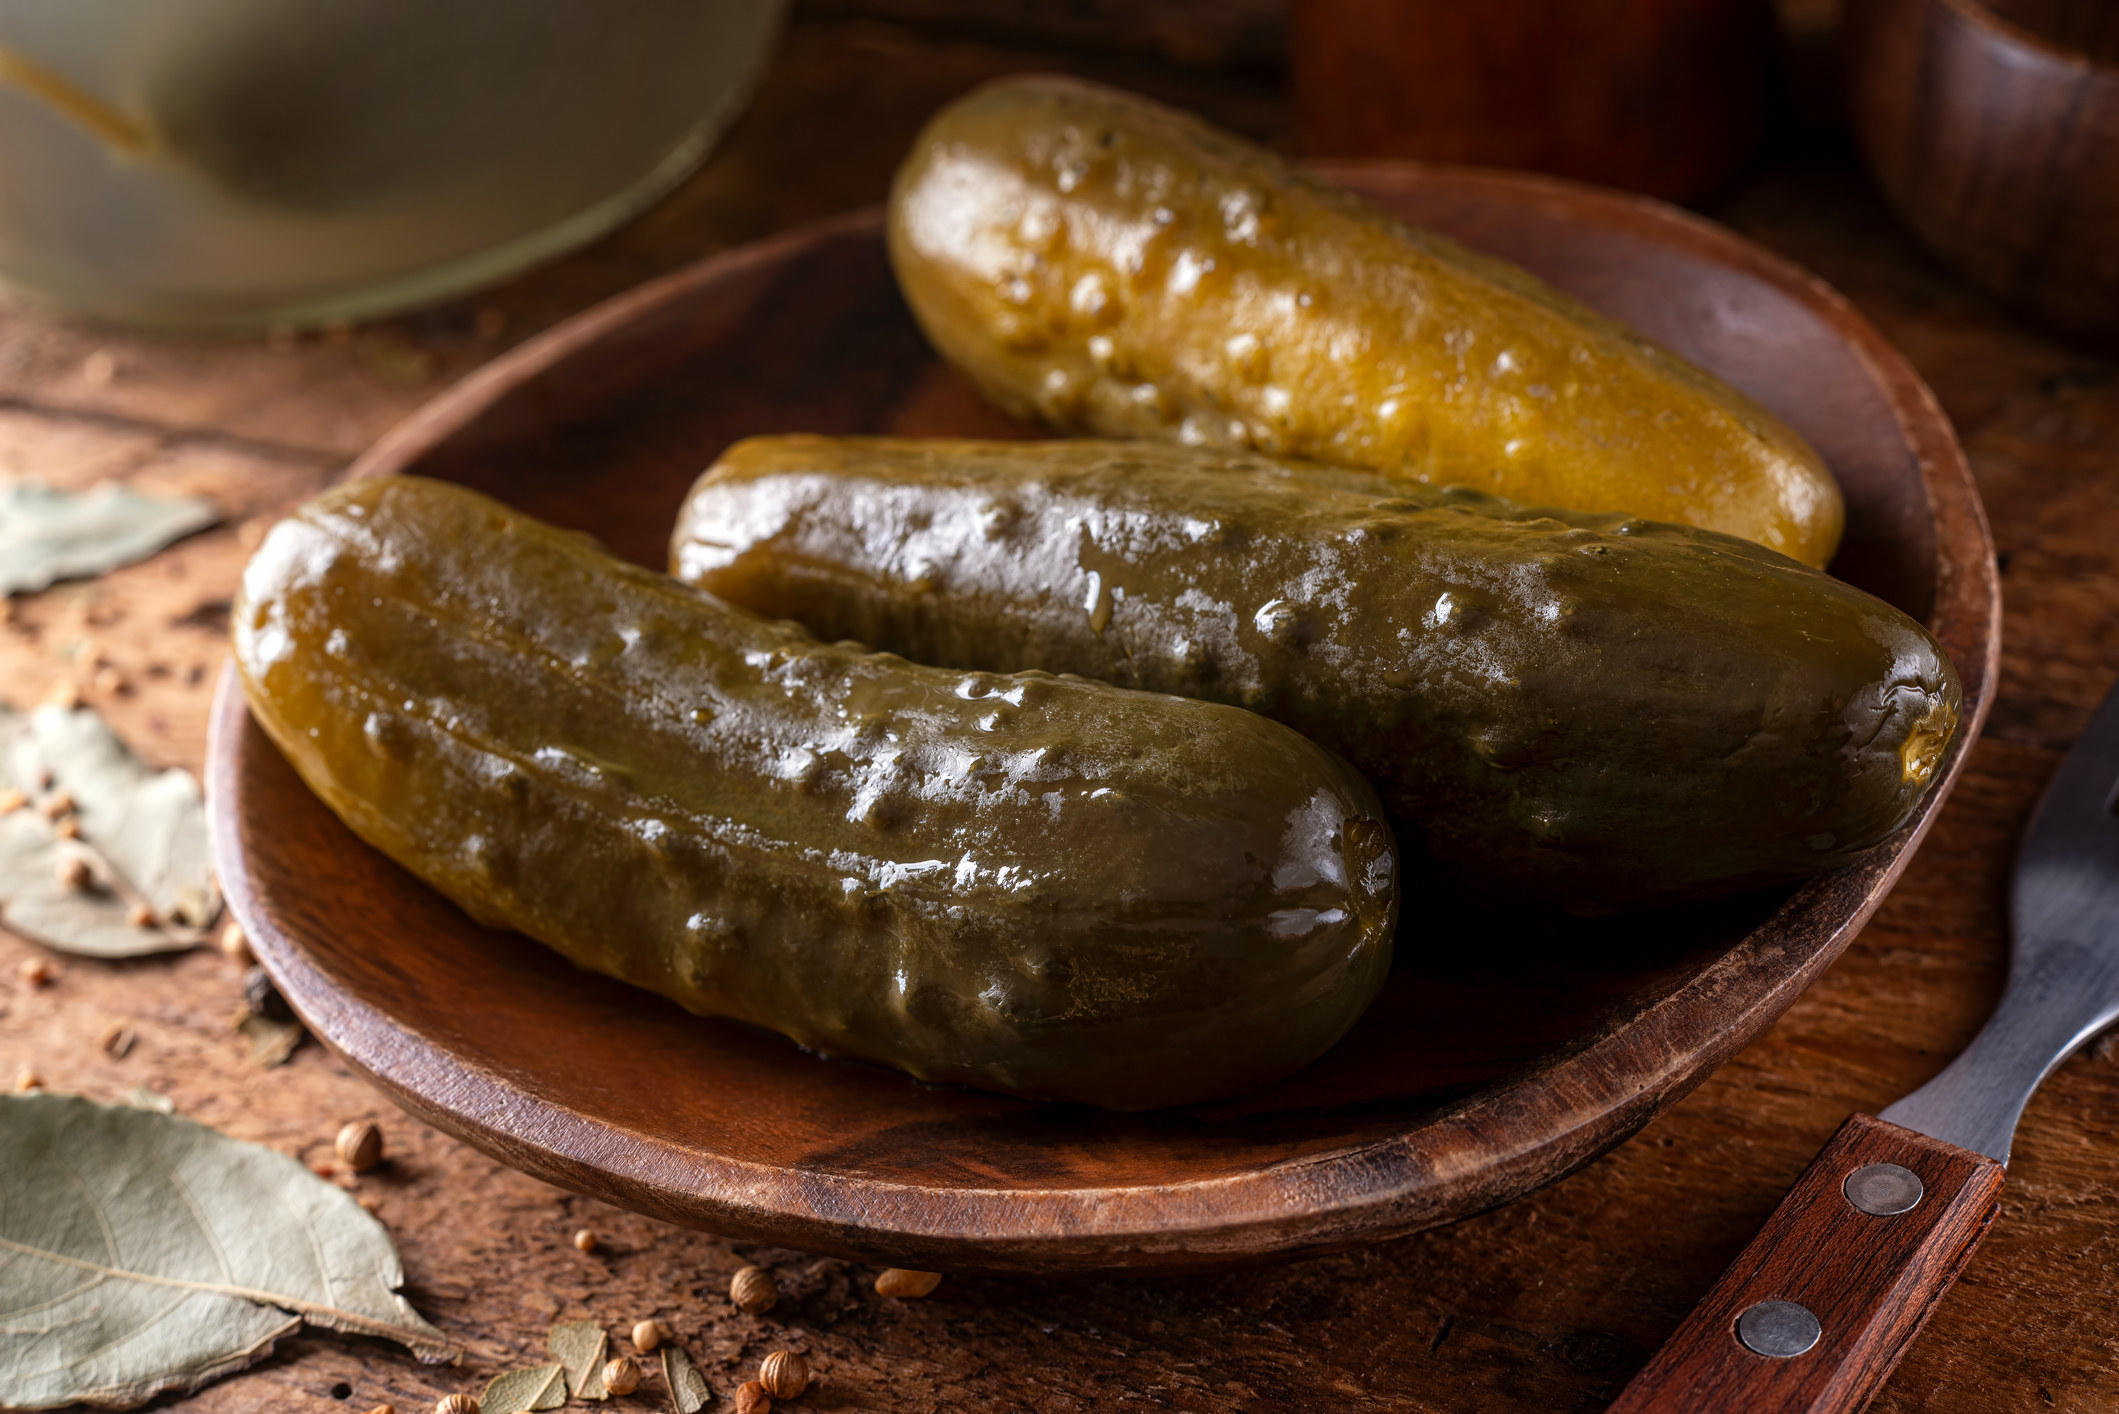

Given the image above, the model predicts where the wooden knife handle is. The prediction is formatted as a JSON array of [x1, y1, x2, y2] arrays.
[[1607, 1113, 2004, 1414]]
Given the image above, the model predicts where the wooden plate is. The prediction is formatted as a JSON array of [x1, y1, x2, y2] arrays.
[[207, 165, 1999, 1273]]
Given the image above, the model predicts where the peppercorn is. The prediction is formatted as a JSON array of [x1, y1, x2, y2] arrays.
[[337, 1119, 384, 1172], [730, 1265, 778, 1314], [602, 1356, 640, 1396], [734, 1381, 772, 1414], [875, 1268, 943, 1299], [242, 966, 293, 1022], [759, 1349, 809, 1399]]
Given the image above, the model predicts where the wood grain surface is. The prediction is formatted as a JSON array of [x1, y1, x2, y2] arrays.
[[1292, 0, 1777, 202], [3, 7, 2118, 1411]]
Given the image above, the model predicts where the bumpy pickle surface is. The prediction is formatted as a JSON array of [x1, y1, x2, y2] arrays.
[[888, 75, 1845, 569], [674, 436, 1959, 915], [233, 476, 1397, 1110]]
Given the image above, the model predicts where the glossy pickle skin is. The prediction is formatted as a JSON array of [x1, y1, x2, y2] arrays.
[[675, 436, 1960, 916], [888, 75, 1845, 569], [232, 476, 1397, 1110]]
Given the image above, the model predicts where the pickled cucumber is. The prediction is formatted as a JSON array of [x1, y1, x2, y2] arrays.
[[888, 75, 1845, 568], [673, 436, 1958, 914], [233, 475, 1397, 1109]]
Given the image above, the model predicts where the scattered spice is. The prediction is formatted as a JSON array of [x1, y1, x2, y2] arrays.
[[219, 921, 254, 965], [15, 1068, 43, 1092], [572, 1228, 598, 1254], [602, 1355, 640, 1396], [99, 1021, 135, 1057], [53, 817, 80, 839], [93, 666, 128, 697], [0, 787, 24, 814], [18, 956, 53, 987], [126, 902, 155, 928], [54, 855, 91, 891], [242, 966, 293, 1022], [734, 1380, 772, 1414], [759, 1350, 809, 1399], [364, 1406, 394, 1414], [874, 1268, 943, 1299], [435, 1398, 478, 1414], [39, 790, 72, 819], [730, 1265, 778, 1314], [631, 1318, 668, 1352], [46, 679, 79, 710], [337, 1119, 384, 1172]]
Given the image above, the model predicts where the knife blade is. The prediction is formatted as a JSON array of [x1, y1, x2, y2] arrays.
[[1609, 674, 2119, 1414]]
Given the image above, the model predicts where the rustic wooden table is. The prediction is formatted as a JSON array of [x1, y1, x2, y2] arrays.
[[5, 12, 2117, 1413]]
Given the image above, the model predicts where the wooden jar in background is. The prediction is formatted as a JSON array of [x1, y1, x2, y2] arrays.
[[1846, 0, 2119, 345], [1290, 0, 1779, 204]]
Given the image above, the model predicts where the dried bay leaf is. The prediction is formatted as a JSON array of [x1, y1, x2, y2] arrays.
[[0, 702, 216, 956], [662, 1345, 711, 1414], [0, 480, 218, 597], [480, 1362, 568, 1412], [235, 1009, 303, 1067], [548, 1321, 609, 1400], [0, 1092, 455, 1410]]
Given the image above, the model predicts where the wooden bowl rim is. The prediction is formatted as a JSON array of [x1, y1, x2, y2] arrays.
[[1934, 0, 2119, 79], [210, 162, 2001, 1268]]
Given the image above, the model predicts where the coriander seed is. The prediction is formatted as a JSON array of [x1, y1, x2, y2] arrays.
[[730, 1264, 778, 1314], [436, 1397, 479, 1414], [759, 1349, 809, 1399], [53, 817, 80, 839], [19, 956, 53, 987], [602, 1355, 640, 1396], [40, 791, 74, 819], [15, 1068, 43, 1092], [126, 902, 155, 929], [734, 1380, 772, 1414], [54, 855, 91, 891], [874, 1268, 943, 1299], [337, 1119, 384, 1172], [573, 1228, 598, 1253], [631, 1318, 668, 1352], [220, 921, 254, 965]]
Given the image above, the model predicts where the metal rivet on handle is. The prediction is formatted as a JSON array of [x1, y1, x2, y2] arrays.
[[1737, 1300, 1822, 1358], [1844, 1162, 1925, 1217]]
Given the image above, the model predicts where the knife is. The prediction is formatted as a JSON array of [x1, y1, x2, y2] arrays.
[[1609, 675, 2119, 1414]]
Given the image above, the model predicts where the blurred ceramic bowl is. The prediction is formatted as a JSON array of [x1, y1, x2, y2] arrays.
[[1846, 0, 2119, 344], [0, 0, 787, 330]]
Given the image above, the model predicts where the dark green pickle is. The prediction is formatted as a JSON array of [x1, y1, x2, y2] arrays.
[[233, 476, 1397, 1110], [673, 436, 1962, 915]]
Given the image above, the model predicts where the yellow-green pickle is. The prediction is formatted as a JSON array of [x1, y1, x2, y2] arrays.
[[889, 75, 1846, 568], [674, 436, 1961, 915], [233, 476, 1398, 1109]]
